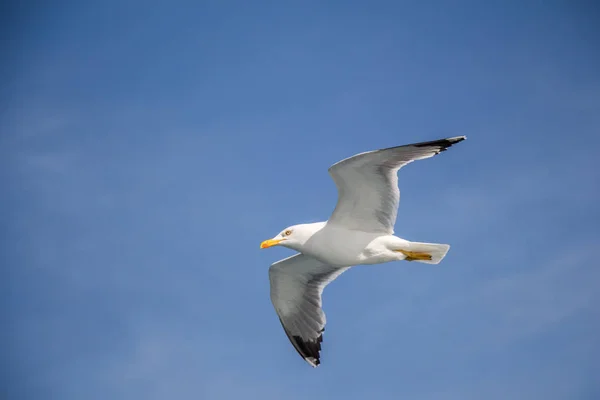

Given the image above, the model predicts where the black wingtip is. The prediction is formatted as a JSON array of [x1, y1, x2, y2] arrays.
[[412, 135, 467, 152], [278, 318, 324, 367], [291, 333, 323, 367]]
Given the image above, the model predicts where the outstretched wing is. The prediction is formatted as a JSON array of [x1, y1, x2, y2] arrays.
[[327, 136, 466, 234], [269, 253, 349, 367]]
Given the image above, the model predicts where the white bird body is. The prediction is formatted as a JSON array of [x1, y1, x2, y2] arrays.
[[261, 136, 466, 367], [286, 222, 411, 266]]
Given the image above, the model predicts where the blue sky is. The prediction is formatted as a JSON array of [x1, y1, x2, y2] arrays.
[[2, 1, 599, 399]]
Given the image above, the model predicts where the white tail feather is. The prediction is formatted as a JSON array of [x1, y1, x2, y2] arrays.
[[405, 241, 450, 264]]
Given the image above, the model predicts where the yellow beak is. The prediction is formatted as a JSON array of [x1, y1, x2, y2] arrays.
[[260, 238, 283, 249]]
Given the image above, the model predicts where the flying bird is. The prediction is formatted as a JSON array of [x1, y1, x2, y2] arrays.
[[260, 136, 466, 367]]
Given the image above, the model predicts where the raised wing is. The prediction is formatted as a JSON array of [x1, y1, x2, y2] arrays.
[[327, 136, 466, 234], [269, 253, 349, 367]]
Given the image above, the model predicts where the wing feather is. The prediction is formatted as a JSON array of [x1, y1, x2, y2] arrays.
[[269, 253, 349, 367], [327, 136, 466, 233]]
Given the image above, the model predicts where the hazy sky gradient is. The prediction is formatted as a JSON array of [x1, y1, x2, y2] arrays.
[[2, 1, 599, 399]]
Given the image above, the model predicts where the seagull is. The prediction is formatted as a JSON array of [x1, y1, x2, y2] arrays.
[[260, 136, 466, 367]]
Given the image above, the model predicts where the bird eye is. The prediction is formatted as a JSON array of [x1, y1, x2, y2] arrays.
[[284, 230, 292, 236]]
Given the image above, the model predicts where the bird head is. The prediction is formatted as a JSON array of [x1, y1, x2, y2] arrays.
[[260, 224, 314, 251]]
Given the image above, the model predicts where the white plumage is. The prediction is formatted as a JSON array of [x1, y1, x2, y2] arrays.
[[261, 136, 466, 367]]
